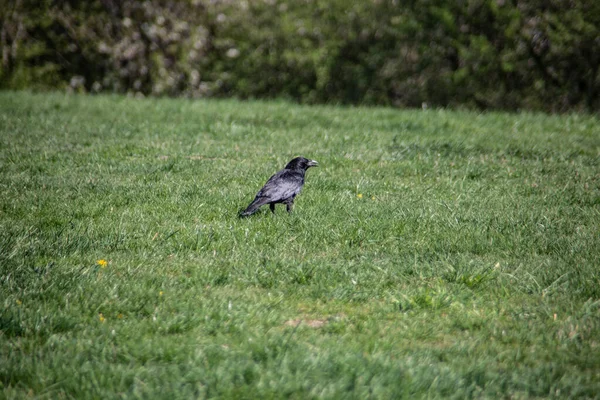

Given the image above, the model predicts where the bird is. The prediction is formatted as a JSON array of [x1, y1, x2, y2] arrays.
[[240, 156, 319, 217]]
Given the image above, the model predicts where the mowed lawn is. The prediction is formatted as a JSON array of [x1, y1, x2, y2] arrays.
[[1, 91, 599, 398]]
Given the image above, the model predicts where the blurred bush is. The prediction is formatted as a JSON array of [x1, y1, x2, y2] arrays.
[[1, 0, 599, 112]]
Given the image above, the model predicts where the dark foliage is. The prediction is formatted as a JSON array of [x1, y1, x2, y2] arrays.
[[1, 0, 599, 112]]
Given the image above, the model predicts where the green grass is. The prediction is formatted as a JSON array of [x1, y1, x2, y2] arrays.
[[1, 91, 599, 399]]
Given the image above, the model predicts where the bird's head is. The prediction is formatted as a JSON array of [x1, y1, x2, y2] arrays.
[[285, 157, 319, 171]]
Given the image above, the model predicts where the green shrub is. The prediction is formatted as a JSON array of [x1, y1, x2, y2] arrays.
[[1, 0, 599, 112]]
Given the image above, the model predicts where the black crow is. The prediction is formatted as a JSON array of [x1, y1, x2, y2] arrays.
[[240, 156, 318, 216]]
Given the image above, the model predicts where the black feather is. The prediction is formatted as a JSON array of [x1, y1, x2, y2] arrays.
[[240, 156, 318, 217]]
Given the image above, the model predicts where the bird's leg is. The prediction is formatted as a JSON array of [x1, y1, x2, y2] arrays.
[[269, 203, 275, 213], [285, 200, 294, 213]]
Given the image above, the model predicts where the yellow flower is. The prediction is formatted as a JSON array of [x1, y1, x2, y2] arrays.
[[117, 314, 123, 319], [16, 299, 22, 305], [371, 196, 375, 200], [159, 291, 164, 297], [357, 193, 363, 199], [97, 259, 107, 268], [99, 313, 106, 323]]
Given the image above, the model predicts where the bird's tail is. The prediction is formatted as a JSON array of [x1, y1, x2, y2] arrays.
[[239, 199, 263, 217]]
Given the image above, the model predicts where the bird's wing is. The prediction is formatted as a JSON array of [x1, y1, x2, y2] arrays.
[[255, 170, 304, 202]]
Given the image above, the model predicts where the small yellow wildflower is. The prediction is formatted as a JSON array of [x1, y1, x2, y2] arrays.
[[357, 193, 363, 199], [97, 259, 108, 268], [16, 299, 22, 305], [117, 314, 123, 319], [159, 291, 164, 297], [371, 196, 375, 200], [99, 313, 106, 323]]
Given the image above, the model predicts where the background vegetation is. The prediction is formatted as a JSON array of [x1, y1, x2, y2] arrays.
[[1, 91, 599, 398], [2, 0, 600, 112]]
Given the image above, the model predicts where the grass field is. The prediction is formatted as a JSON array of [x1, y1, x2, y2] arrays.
[[1, 91, 599, 399]]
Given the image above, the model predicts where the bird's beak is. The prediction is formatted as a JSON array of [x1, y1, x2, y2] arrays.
[[308, 160, 319, 167]]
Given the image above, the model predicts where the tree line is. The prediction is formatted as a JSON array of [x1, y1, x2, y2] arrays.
[[1, 0, 599, 112]]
